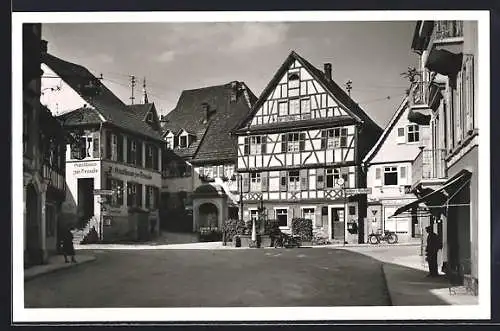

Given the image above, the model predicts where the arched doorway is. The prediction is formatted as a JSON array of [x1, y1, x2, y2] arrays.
[[198, 203, 218, 228], [26, 183, 42, 265]]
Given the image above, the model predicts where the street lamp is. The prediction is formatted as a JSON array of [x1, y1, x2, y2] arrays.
[[337, 177, 346, 246]]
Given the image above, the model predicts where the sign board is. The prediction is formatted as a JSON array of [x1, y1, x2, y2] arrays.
[[93, 189, 114, 196], [345, 188, 372, 195]]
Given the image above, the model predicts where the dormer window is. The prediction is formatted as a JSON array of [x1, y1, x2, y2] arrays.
[[180, 136, 188, 148], [146, 113, 153, 123]]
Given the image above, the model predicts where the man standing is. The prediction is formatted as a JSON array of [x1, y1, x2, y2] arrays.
[[425, 225, 440, 277]]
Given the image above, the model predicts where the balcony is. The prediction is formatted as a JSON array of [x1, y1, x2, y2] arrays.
[[407, 81, 432, 125], [41, 164, 65, 192], [434, 21, 463, 42], [411, 148, 447, 190]]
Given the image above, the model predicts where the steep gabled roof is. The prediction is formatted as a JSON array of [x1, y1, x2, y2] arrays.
[[162, 81, 256, 162], [236, 51, 382, 134], [43, 53, 164, 141], [127, 103, 162, 131], [362, 97, 409, 165], [56, 107, 103, 126]]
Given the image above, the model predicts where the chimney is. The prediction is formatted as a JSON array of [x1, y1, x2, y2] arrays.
[[41, 40, 48, 54], [324, 63, 332, 81], [201, 102, 211, 122]]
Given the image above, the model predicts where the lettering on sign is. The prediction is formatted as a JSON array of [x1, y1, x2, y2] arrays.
[[73, 162, 99, 176], [344, 188, 372, 195], [113, 166, 153, 180]]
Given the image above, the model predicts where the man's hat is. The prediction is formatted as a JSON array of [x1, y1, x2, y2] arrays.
[[425, 225, 432, 231]]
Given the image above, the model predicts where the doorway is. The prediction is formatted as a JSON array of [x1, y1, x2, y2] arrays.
[[330, 207, 345, 241], [198, 203, 218, 228], [77, 178, 94, 227]]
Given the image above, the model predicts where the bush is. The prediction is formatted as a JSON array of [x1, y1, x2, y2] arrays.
[[222, 219, 246, 240], [291, 218, 313, 241], [198, 227, 222, 242]]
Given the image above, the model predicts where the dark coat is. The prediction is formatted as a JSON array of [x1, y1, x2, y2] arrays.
[[426, 232, 441, 256], [61, 229, 75, 255]]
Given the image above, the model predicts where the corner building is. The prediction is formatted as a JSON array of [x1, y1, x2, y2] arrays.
[[234, 51, 382, 243]]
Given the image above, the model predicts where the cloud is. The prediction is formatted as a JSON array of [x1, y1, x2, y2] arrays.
[[156, 50, 176, 63], [229, 23, 289, 51]]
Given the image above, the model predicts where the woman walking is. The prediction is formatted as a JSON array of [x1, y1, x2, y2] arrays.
[[61, 226, 77, 263]]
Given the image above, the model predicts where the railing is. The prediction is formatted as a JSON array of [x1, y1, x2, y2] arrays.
[[409, 81, 430, 108], [434, 21, 464, 41], [412, 148, 447, 187]]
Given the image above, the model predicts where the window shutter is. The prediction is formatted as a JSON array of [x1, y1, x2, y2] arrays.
[[340, 167, 349, 187], [173, 136, 179, 148], [92, 132, 100, 158], [281, 134, 287, 153], [316, 168, 325, 189], [242, 173, 250, 193], [106, 131, 112, 159], [116, 134, 123, 162], [244, 137, 250, 155], [261, 136, 267, 154], [261, 172, 268, 191], [280, 170, 288, 191], [127, 138, 132, 163], [300, 169, 308, 191], [299, 133, 306, 151], [315, 207, 323, 228], [396, 127, 406, 144], [321, 130, 326, 149], [400, 166, 407, 186], [464, 55, 474, 134], [374, 167, 382, 187]]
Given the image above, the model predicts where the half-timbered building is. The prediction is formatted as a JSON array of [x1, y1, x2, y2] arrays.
[[233, 51, 382, 244]]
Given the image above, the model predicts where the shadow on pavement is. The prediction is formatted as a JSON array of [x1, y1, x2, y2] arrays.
[[382, 261, 454, 306]]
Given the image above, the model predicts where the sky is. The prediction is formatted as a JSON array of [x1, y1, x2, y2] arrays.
[[41, 21, 419, 128]]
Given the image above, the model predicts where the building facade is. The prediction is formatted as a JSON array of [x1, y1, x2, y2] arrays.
[[234, 51, 382, 244], [23, 25, 67, 266], [160, 81, 257, 232], [363, 97, 430, 243], [41, 51, 164, 243], [393, 20, 478, 290]]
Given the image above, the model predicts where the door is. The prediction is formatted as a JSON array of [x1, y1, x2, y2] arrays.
[[331, 207, 345, 240], [77, 178, 94, 226]]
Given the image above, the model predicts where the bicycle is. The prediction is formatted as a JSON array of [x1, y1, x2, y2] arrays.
[[368, 230, 398, 244], [274, 232, 302, 248]]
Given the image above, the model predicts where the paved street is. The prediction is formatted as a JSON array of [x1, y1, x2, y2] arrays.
[[25, 248, 390, 308]]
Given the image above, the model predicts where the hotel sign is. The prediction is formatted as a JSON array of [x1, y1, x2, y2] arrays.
[[73, 162, 99, 175], [344, 188, 372, 195], [112, 166, 153, 180]]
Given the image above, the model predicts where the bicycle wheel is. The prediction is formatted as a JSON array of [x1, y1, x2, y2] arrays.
[[369, 235, 379, 244], [387, 233, 397, 244]]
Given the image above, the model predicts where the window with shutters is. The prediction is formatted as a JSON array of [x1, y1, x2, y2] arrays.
[[287, 133, 300, 152], [302, 208, 315, 224], [250, 136, 262, 155], [383, 166, 398, 185], [407, 125, 420, 143], [326, 168, 341, 188], [288, 170, 300, 191], [324, 128, 348, 149], [250, 172, 261, 192]]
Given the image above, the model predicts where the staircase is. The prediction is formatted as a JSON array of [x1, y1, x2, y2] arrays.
[[72, 216, 100, 245]]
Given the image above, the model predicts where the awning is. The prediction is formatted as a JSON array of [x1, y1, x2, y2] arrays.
[[390, 169, 472, 218]]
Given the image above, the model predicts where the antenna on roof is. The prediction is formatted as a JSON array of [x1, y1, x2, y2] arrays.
[[142, 77, 149, 104], [129, 75, 136, 105], [345, 80, 353, 97]]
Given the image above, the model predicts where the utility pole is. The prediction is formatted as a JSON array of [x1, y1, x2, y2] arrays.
[[345, 80, 353, 97], [142, 77, 149, 104], [129, 75, 136, 105]]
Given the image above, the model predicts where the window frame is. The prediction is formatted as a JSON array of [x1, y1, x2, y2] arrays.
[[407, 124, 420, 143], [383, 166, 398, 186], [288, 170, 300, 191]]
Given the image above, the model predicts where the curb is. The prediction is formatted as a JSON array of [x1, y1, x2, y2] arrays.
[[380, 263, 394, 306], [24, 256, 97, 282]]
